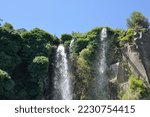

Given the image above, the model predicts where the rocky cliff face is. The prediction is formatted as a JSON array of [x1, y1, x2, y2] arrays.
[[108, 31, 150, 99], [136, 31, 150, 85]]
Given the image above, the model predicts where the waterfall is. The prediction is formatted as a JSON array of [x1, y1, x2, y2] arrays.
[[100, 28, 107, 73], [69, 39, 74, 51], [98, 28, 108, 99], [53, 45, 72, 100]]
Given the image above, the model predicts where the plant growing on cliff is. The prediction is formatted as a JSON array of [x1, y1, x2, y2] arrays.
[[60, 34, 72, 46], [118, 75, 150, 100], [119, 29, 134, 42], [72, 28, 100, 99], [28, 56, 48, 81], [28, 56, 48, 99]]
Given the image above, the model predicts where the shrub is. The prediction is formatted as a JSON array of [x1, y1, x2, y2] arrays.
[[119, 75, 149, 100], [0, 69, 15, 99]]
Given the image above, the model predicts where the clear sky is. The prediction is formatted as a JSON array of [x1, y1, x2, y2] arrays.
[[0, 0, 150, 36]]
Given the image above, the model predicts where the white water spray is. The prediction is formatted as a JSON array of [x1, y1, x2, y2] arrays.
[[69, 39, 74, 52], [99, 28, 107, 73], [98, 28, 108, 99], [53, 45, 72, 100]]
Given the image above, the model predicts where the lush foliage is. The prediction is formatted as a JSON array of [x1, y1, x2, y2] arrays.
[[119, 75, 150, 100], [0, 11, 150, 100], [29, 56, 48, 82], [127, 11, 149, 31], [106, 28, 121, 64], [61, 34, 72, 45], [118, 29, 134, 42], [0, 23, 56, 99], [71, 27, 102, 99], [0, 69, 15, 99], [28, 56, 48, 99]]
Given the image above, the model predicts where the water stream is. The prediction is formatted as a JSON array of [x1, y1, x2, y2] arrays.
[[53, 45, 72, 100], [98, 28, 108, 99], [69, 39, 74, 51]]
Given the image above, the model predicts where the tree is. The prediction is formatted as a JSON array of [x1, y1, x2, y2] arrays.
[[0, 27, 22, 73], [61, 34, 72, 43], [28, 56, 48, 81], [28, 56, 48, 99], [0, 69, 15, 99], [74, 39, 89, 54], [2, 22, 14, 30], [127, 11, 149, 30], [21, 28, 54, 60]]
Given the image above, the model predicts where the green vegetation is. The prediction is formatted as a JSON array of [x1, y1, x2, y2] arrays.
[[28, 56, 48, 99], [0, 11, 150, 99], [106, 28, 121, 64], [118, 29, 134, 42], [0, 69, 15, 99], [61, 34, 72, 46], [0, 23, 56, 99], [127, 11, 149, 31], [118, 75, 150, 100], [71, 27, 103, 99]]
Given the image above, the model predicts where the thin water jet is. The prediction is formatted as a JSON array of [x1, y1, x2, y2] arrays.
[[98, 28, 109, 99], [69, 39, 74, 51]]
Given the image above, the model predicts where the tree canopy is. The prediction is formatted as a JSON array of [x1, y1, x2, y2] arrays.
[[127, 11, 149, 30]]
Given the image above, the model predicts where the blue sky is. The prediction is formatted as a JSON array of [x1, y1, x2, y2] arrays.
[[0, 0, 150, 36]]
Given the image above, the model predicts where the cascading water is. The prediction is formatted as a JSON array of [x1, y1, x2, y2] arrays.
[[53, 45, 72, 100], [69, 39, 74, 59], [98, 28, 108, 99], [69, 39, 74, 51], [100, 28, 107, 73]]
